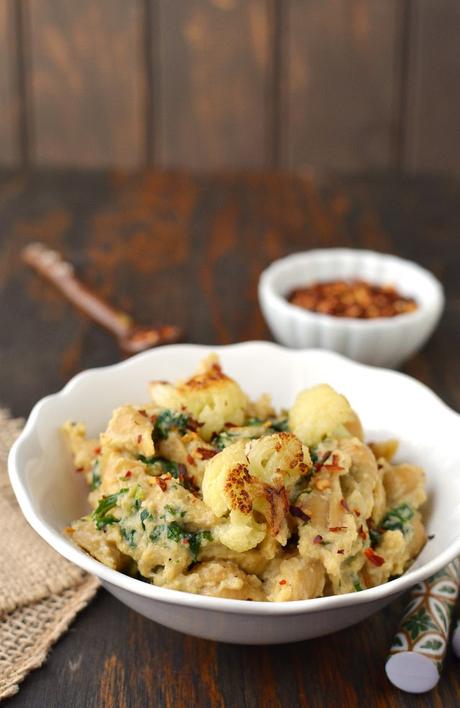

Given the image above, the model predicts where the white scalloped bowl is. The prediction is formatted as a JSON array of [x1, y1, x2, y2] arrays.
[[258, 249, 444, 367], [8, 342, 460, 645]]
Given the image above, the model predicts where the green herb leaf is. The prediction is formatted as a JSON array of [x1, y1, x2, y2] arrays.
[[92, 488, 128, 530], [137, 455, 183, 479], [213, 431, 236, 450], [149, 522, 212, 561], [90, 458, 101, 491], [381, 503, 414, 534], [188, 530, 212, 560], [140, 508, 152, 530], [269, 418, 289, 432], [246, 417, 263, 426], [153, 410, 190, 441], [120, 526, 137, 549], [149, 525, 165, 543]]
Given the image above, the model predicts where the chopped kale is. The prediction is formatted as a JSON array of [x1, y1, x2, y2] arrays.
[[380, 503, 414, 534], [149, 522, 212, 561], [213, 431, 236, 450], [369, 527, 382, 546], [166, 521, 184, 543], [246, 417, 263, 426], [90, 458, 101, 491], [153, 410, 190, 441], [370, 503, 415, 547], [140, 508, 152, 530], [188, 530, 212, 560], [149, 525, 164, 543], [120, 526, 137, 549], [137, 455, 183, 479], [269, 418, 289, 432], [309, 449, 319, 464], [92, 488, 128, 530], [353, 580, 363, 592], [164, 504, 185, 517]]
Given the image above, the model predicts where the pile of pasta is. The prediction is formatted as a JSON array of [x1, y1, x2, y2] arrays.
[[64, 355, 426, 602]]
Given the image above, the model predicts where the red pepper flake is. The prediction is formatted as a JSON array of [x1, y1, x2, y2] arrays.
[[185, 417, 202, 433], [182, 538, 189, 545], [177, 463, 187, 483], [124, 470, 132, 479], [138, 409, 148, 418], [156, 477, 168, 492], [279, 579, 287, 586], [329, 526, 347, 532], [94, 447, 101, 455], [137, 434, 143, 444], [196, 447, 218, 460], [224, 422, 238, 429], [150, 414, 157, 424], [337, 549, 345, 555], [364, 547, 385, 567], [358, 525, 367, 541], [340, 498, 350, 512], [75, 466, 84, 473], [313, 535, 323, 544], [186, 454, 196, 467], [289, 505, 311, 523], [314, 451, 332, 472], [323, 454, 344, 473], [354, 509, 361, 517]]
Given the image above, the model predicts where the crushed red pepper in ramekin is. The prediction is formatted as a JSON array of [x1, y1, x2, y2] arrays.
[[288, 279, 417, 319]]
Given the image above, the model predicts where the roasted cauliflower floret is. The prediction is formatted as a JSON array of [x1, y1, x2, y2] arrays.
[[149, 354, 248, 441], [202, 433, 311, 552], [289, 384, 363, 447]]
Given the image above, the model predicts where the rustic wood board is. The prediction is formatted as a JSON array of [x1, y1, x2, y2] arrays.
[[405, 0, 460, 173], [284, 0, 402, 170], [155, 0, 274, 168], [0, 0, 17, 164], [0, 169, 459, 707], [28, 0, 145, 167]]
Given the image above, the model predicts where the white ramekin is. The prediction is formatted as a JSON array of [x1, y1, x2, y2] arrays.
[[258, 249, 444, 368]]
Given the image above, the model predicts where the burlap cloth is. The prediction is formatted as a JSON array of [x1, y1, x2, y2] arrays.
[[0, 410, 99, 700]]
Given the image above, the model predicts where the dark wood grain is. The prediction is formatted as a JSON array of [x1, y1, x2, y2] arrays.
[[0, 1, 17, 165], [1, 0, 460, 172], [28, 0, 145, 167], [405, 0, 460, 173], [1, 168, 459, 707], [284, 0, 402, 170], [155, 0, 274, 168]]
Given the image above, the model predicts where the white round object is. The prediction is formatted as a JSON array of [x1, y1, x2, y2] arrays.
[[386, 652, 440, 693], [8, 342, 460, 644], [258, 249, 444, 368]]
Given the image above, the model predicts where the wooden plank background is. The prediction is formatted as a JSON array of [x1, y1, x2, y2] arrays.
[[0, 0, 459, 173], [29, 0, 145, 167], [404, 0, 460, 173], [0, 1, 17, 164]]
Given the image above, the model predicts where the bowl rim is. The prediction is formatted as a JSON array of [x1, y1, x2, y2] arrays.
[[259, 248, 445, 329], [8, 341, 460, 616]]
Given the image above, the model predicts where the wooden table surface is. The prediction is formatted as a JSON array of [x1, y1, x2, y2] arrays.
[[1, 169, 459, 707]]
